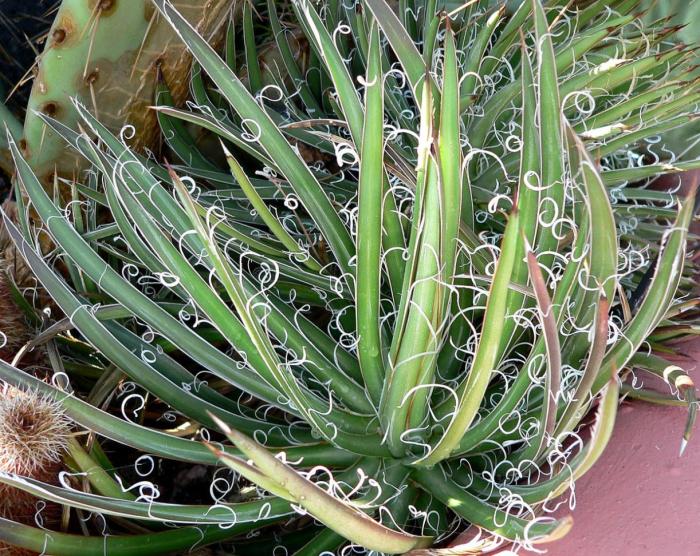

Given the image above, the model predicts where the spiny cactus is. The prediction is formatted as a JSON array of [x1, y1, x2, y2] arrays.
[[0, 0, 698, 554], [0, 385, 71, 555], [22, 0, 233, 184], [0, 385, 70, 483]]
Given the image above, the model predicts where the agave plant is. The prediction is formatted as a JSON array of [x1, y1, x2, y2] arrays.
[[0, 0, 698, 554]]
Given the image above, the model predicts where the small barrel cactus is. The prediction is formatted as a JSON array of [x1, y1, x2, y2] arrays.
[[0, 385, 71, 554]]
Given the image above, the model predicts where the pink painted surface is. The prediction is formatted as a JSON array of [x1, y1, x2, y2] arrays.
[[541, 341, 700, 556]]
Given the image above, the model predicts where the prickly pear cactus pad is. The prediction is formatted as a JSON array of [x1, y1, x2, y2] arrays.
[[22, 0, 231, 184]]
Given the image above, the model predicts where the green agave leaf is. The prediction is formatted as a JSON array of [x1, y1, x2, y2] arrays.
[[151, 105, 270, 163], [532, 0, 564, 269], [382, 76, 445, 455], [0, 208, 303, 442], [355, 21, 387, 402], [421, 0, 440, 65], [459, 7, 504, 113], [222, 143, 321, 271], [242, 0, 263, 95], [437, 23, 464, 293], [413, 466, 574, 542], [0, 516, 270, 556], [556, 294, 610, 436], [0, 357, 356, 467], [210, 414, 432, 553], [154, 80, 220, 172], [170, 167, 384, 452], [0, 472, 292, 525], [8, 136, 296, 414], [507, 376, 621, 503], [292, 0, 364, 144], [594, 191, 695, 392], [364, 0, 423, 91], [152, 0, 355, 277], [493, 33, 538, 362], [420, 207, 521, 466], [66, 437, 136, 500], [266, 0, 323, 114]]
